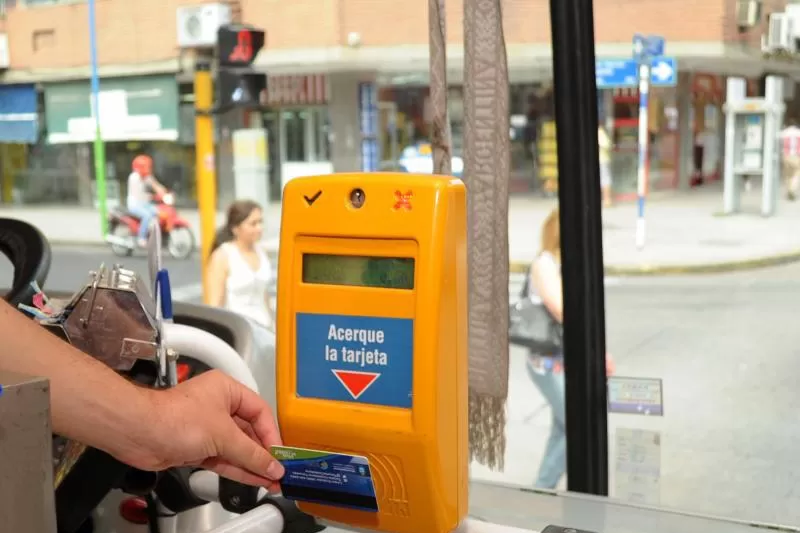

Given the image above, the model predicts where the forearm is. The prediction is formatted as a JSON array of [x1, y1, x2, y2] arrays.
[[0, 300, 149, 450], [152, 179, 168, 196], [206, 280, 225, 307]]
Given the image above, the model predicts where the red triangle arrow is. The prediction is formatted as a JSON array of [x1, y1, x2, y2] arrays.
[[332, 370, 380, 400]]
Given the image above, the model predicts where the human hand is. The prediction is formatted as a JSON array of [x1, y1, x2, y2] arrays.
[[605, 352, 616, 376], [111, 370, 285, 490]]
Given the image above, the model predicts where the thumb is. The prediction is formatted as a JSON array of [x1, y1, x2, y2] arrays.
[[217, 420, 284, 481]]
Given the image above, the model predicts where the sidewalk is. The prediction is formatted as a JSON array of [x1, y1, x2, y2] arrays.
[[509, 183, 800, 275], [3, 183, 800, 275]]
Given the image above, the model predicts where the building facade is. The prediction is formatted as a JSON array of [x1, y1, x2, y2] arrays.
[[0, 0, 791, 206]]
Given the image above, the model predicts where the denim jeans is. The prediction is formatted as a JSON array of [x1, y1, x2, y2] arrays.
[[526, 356, 566, 489], [127, 202, 158, 240]]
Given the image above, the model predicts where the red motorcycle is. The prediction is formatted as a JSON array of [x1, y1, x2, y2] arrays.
[[106, 192, 196, 259]]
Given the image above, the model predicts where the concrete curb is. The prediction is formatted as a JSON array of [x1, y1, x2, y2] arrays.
[[50, 240, 800, 277], [509, 248, 800, 276], [601, 249, 800, 276]]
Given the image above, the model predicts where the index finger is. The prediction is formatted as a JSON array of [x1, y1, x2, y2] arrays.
[[227, 379, 284, 449]]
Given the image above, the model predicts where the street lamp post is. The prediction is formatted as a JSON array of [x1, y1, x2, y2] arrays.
[[88, 0, 108, 236]]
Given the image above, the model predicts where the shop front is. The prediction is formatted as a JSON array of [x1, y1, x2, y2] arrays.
[[379, 82, 554, 194], [689, 73, 724, 186], [0, 83, 39, 204], [38, 74, 186, 206], [258, 74, 331, 200]]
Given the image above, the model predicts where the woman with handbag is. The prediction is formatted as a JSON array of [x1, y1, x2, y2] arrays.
[[523, 208, 614, 489]]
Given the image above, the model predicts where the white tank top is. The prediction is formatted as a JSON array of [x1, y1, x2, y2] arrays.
[[222, 242, 273, 330]]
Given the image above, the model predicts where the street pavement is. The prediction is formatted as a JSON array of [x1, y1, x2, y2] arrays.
[[474, 263, 800, 528], [0, 245, 206, 302], [3, 246, 800, 527]]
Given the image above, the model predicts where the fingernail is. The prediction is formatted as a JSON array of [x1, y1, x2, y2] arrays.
[[267, 460, 285, 479]]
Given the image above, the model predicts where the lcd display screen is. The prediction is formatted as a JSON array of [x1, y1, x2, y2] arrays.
[[302, 254, 415, 290]]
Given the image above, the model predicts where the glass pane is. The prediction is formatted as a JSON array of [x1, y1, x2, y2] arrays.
[[453, 1, 799, 530]]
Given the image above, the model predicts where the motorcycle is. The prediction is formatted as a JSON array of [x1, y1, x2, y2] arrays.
[[105, 192, 196, 260]]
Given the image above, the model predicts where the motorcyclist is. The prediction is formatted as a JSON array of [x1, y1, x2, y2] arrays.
[[127, 155, 169, 248]]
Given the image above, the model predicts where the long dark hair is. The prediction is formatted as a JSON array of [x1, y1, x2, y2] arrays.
[[211, 199, 262, 254]]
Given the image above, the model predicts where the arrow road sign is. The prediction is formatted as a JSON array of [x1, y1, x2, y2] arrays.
[[650, 57, 676, 84], [633, 33, 665, 61], [596, 57, 677, 89]]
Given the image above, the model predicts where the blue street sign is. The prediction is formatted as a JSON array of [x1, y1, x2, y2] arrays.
[[632, 33, 647, 61], [650, 57, 677, 85], [647, 36, 666, 58], [596, 57, 677, 89], [632, 33, 665, 61], [296, 312, 414, 408]]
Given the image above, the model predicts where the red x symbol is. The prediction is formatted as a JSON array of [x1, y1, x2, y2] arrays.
[[394, 190, 413, 210]]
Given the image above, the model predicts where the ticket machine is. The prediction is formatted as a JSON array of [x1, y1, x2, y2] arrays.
[[275, 173, 468, 533]]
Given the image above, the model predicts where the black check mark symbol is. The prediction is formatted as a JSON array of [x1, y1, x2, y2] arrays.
[[303, 190, 322, 206]]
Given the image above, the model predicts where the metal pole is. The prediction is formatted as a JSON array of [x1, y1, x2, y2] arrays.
[[429, 0, 452, 175], [548, 0, 609, 495], [88, 0, 107, 236], [194, 59, 218, 304], [636, 63, 650, 249]]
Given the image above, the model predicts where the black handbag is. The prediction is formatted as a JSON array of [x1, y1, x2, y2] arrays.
[[509, 265, 563, 353]]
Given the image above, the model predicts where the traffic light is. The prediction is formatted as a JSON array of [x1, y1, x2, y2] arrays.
[[217, 69, 266, 109], [216, 24, 267, 109]]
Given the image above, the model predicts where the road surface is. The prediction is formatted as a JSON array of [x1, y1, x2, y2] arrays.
[[0, 246, 205, 302], [2, 246, 799, 526]]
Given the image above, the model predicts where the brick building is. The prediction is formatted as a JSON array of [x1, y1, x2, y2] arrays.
[[0, 0, 793, 205]]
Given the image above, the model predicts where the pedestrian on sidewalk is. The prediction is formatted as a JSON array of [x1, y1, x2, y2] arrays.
[[598, 125, 613, 207], [780, 119, 800, 201], [205, 200, 275, 330], [524, 208, 614, 489], [126, 155, 169, 248]]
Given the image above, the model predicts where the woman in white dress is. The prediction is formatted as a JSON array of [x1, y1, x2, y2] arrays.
[[206, 200, 275, 330]]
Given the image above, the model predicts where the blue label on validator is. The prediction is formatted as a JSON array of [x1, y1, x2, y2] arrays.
[[296, 312, 414, 408]]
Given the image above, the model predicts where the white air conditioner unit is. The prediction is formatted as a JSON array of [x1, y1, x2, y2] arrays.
[[176, 3, 232, 49], [766, 13, 794, 51], [786, 3, 800, 19], [736, 0, 762, 28], [786, 4, 800, 41], [0, 34, 9, 70]]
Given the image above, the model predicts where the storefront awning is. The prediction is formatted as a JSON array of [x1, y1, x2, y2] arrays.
[[44, 75, 179, 144], [0, 84, 39, 144]]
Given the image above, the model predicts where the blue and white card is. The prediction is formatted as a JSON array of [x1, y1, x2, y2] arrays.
[[271, 445, 379, 512]]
